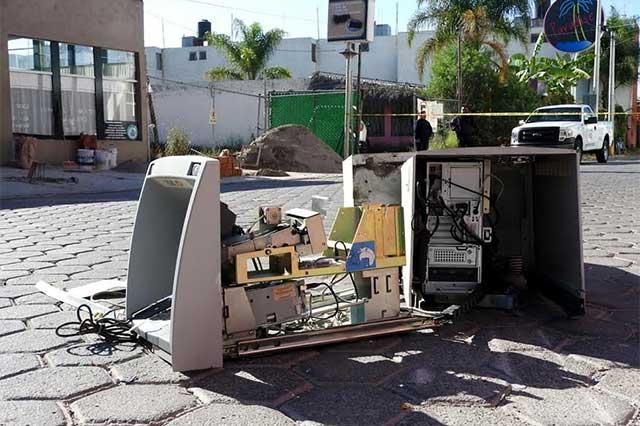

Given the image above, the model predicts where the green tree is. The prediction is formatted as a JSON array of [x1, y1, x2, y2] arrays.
[[407, 0, 531, 79], [204, 19, 292, 80], [510, 33, 592, 102], [588, 10, 640, 109], [425, 44, 539, 145]]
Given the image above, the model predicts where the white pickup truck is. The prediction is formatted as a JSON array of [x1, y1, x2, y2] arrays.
[[510, 104, 613, 163]]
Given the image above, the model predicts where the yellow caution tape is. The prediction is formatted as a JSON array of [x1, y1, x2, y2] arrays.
[[357, 111, 640, 117]]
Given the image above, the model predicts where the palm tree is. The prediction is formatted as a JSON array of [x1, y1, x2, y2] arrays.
[[204, 19, 292, 80], [407, 0, 530, 80]]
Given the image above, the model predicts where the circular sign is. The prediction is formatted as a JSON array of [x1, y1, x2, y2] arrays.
[[544, 0, 603, 53], [126, 124, 139, 141]]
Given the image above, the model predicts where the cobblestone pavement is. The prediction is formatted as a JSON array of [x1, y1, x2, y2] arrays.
[[0, 161, 638, 425]]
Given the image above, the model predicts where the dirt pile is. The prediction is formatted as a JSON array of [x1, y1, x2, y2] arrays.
[[240, 125, 342, 173]]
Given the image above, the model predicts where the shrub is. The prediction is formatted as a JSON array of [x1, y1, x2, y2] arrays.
[[423, 44, 539, 146], [165, 128, 191, 156], [614, 105, 627, 145]]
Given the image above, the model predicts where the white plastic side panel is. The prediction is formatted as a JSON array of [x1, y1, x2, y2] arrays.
[[171, 160, 222, 371], [400, 157, 416, 307], [342, 156, 355, 207]]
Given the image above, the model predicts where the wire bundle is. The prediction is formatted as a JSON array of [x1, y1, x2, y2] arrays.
[[56, 304, 139, 343]]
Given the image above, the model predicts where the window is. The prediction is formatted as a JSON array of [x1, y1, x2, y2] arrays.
[[101, 49, 137, 124], [156, 52, 163, 70], [7, 39, 141, 140], [189, 51, 197, 61], [59, 43, 96, 135], [199, 51, 207, 60], [8, 38, 53, 135]]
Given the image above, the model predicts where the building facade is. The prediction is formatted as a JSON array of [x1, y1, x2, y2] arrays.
[[0, 0, 149, 165], [146, 19, 638, 148]]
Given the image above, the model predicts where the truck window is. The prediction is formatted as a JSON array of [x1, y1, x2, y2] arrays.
[[526, 107, 582, 123], [583, 106, 596, 122]]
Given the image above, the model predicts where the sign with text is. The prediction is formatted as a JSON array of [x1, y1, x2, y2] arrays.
[[328, 0, 375, 42], [544, 0, 603, 53], [104, 121, 139, 141]]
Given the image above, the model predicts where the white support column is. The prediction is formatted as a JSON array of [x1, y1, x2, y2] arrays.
[[608, 31, 616, 123]]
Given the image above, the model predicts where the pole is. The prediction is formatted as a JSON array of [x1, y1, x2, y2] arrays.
[[316, 7, 321, 41], [356, 43, 363, 128], [457, 26, 462, 111], [209, 85, 216, 145], [161, 18, 166, 49], [341, 43, 357, 159], [264, 78, 268, 135], [593, 0, 602, 117], [608, 30, 616, 123]]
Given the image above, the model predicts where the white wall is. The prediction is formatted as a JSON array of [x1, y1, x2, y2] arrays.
[[151, 78, 309, 148], [147, 29, 636, 145], [151, 82, 212, 147]]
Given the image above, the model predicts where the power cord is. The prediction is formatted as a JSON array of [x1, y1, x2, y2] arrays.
[[56, 304, 139, 343]]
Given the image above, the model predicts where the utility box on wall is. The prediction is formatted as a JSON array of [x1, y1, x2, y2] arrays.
[[344, 147, 585, 316]]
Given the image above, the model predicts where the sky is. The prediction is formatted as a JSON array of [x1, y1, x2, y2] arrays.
[[143, 0, 640, 48]]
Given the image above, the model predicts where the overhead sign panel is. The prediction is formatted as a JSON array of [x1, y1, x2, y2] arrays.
[[328, 0, 375, 42], [544, 0, 603, 53]]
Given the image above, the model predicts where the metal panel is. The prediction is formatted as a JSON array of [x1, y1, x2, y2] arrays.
[[400, 156, 416, 307], [126, 156, 223, 371]]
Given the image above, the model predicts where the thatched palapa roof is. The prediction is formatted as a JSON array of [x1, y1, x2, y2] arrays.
[[307, 72, 422, 103]]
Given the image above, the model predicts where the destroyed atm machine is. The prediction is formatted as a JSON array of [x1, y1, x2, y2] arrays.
[[125, 147, 585, 372], [344, 147, 585, 317], [125, 156, 438, 372]]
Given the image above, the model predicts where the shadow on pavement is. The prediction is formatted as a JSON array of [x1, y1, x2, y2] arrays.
[[188, 263, 638, 425]]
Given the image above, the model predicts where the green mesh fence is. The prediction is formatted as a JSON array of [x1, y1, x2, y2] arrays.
[[269, 91, 358, 156]]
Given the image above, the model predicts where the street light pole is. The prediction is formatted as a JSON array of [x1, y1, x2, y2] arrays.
[[593, 0, 603, 116], [341, 42, 358, 159], [608, 30, 616, 123]]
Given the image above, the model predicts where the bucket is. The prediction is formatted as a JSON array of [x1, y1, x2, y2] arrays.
[[108, 148, 118, 168], [77, 149, 95, 166], [95, 150, 111, 171]]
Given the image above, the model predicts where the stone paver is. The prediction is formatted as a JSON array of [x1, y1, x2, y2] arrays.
[[0, 320, 25, 337], [167, 404, 296, 426], [0, 304, 59, 320], [29, 310, 78, 329], [281, 384, 407, 425], [0, 366, 113, 400], [45, 341, 144, 367], [110, 353, 191, 384], [0, 354, 41, 379], [191, 367, 311, 406], [0, 163, 638, 425], [70, 384, 197, 424], [0, 401, 66, 426], [0, 329, 81, 353]]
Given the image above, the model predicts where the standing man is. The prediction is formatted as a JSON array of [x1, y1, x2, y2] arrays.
[[451, 105, 475, 147], [415, 110, 433, 151]]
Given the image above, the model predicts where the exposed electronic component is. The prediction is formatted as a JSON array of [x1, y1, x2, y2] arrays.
[[421, 161, 489, 297]]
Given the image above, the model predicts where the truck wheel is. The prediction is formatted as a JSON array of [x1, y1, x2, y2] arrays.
[[574, 138, 583, 164], [596, 138, 609, 163]]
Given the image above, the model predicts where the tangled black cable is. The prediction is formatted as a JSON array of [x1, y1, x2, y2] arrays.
[[307, 282, 340, 320], [56, 304, 139, 343]]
